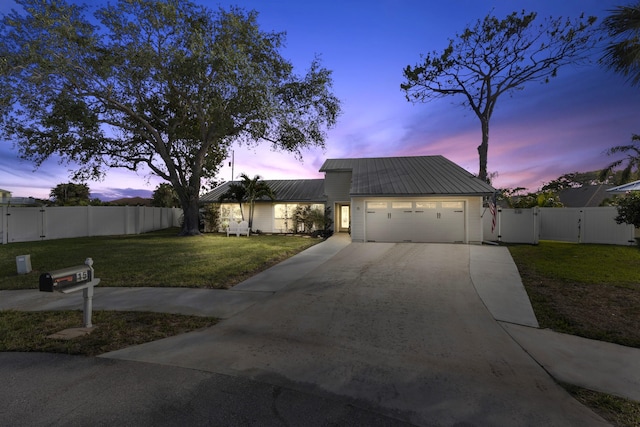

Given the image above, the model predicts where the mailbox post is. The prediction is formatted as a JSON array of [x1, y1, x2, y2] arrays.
[[39, 258, 101, 328]]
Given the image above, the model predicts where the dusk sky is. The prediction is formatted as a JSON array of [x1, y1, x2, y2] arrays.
[[1, 0, 639, 201]]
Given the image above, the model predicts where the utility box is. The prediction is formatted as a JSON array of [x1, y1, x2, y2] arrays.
[[16, 255, 32, 275]]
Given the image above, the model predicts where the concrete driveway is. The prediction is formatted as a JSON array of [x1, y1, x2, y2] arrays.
[[103, 243, 606, 426]]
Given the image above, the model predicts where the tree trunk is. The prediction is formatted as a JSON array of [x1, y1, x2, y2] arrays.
[[248, 202, 254, 230], [177, 176, 202, 236], [180, 198, 201, 235], [477, 118, 490, 183]]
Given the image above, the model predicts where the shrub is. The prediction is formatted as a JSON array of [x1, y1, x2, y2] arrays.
[[614, 193, 640, 228]]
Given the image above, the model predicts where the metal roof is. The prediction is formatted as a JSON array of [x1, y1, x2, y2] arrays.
[[320, 155, 495, 196], [200, 179, 326, 203], [607, 179, 640, 193]]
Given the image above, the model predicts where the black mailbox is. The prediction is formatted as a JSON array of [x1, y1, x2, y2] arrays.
[[39, 265, 93, 293]]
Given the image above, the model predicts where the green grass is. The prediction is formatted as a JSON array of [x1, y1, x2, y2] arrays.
[[509, 242, 640, 424], [0, 228, 321, 290], [509, 241, 640, 349], [509, 241, 640, 287], [0, 310, 218, 356], [562, 383, 640, 427]]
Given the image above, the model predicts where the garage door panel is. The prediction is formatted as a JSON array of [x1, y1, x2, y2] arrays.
[[391, 210, 414, 242], [365, 200, 465, 243], [366, 202, 390, 242]]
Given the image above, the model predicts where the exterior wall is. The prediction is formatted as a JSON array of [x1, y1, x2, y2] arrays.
[[351, 198, 366, 241], [324, 171, 352, 229], [217, 202, 325, 233], [350, 196, 483, 244], [251, 204, 273, 232], [0, 190, 11, 204], [466, 196, 483, 244]]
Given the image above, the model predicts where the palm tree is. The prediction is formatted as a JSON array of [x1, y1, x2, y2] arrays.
[[600, 134, 640, 184], [239, 174, 275, 230], [218, 183, 247, 221], [601, 2, 640, 86], [600, 4, 640, 184]]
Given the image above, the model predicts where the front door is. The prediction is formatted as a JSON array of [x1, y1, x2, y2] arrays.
[[338, 204, 350, 232]]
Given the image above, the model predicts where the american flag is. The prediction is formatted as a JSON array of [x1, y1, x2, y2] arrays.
[[489, 192, 497, 233]]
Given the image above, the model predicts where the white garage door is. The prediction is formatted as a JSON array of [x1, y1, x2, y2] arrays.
[[365, 200, 465, 243]]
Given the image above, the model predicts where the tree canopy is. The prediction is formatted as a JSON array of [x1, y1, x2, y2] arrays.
[[541, 171, 604, 192], [401, 10, 598, 182], [599, 3, 640, 186], [0, 0, 340, 235], [614, 192, 640, 228], [599, 134, 640, 185], [217, 173, 275, 230], [601, 2, 640, 86], [151, 183, 180, 208], [50, 182, 90, 206]]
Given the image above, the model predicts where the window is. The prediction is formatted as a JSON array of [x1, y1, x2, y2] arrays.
[[415, 202, 437, 209], [367, 201, 388, 209], [274, 203, 325, 233], [392, 202, 412, 209], [442, 201, 464, 209], [219, 203, 244, 229]]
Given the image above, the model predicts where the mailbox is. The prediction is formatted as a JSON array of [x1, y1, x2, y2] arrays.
[[38, 258, 100, 328], [39, 265, 93, 293]]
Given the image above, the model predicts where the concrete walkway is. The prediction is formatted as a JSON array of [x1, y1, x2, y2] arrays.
[[1, 234, 639, 422]]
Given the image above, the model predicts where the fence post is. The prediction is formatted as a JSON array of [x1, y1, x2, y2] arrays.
[[1, 206, 6, 245], [532, 207, 540, 244], [578, 209, 584, 244]]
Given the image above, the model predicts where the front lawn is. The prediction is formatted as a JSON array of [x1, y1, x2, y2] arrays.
[[0, 310, 218, 356], [0, 228, 321, 290], [508, 241, 640, 349]]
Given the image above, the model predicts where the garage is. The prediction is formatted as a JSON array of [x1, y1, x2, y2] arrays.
[[365, 200, 465, 243], [320, 155, 495, 244]]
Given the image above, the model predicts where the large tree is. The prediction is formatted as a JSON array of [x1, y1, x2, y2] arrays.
[[0, 0, 340, 235], [401, 10, 598, 182], [50, 182, 90, 206]]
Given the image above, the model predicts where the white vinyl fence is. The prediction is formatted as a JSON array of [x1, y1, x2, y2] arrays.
[[483, 207, 636, 245], [0, 206, 182, 244]]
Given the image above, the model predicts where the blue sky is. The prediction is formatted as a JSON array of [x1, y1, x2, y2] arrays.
[[1, 0, 639, 200]]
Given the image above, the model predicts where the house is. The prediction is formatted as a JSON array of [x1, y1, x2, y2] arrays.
[[0, 188, 39, 206], [201, 155, 496, 243], [201, 179, 326, 233], [0, 188, 11, 204]]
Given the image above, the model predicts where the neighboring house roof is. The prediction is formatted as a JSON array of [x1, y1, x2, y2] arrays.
[[201, 179, 326, 203], [320, 155, 495, 196], [559, 184, 614, 207], [607, 179, 640, 193]]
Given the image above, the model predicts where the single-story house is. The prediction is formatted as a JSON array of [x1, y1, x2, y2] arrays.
[[201, 155, 496, 244], [0, 188, 11, 204]]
